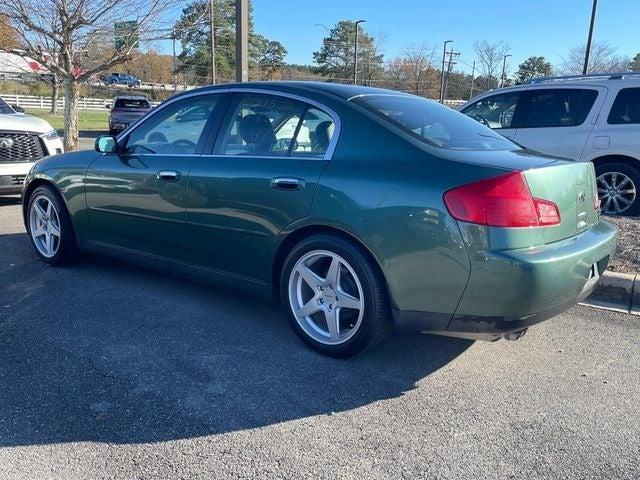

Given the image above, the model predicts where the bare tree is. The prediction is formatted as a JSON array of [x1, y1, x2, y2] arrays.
[[560, 42, 631, 75], [0, 0, 176, 150], [387, 43, 438, 97], [473, 40, 510, 90]]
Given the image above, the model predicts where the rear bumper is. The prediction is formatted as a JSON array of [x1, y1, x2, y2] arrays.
[[393, 220, 617, 339]]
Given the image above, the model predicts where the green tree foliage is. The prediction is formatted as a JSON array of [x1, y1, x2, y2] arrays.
[[175, 0, 286, 84], [256, 39, 287, 79], [312, 20, 384, 85], [631, 53, 640, 72], [515, 56, 552, 84]]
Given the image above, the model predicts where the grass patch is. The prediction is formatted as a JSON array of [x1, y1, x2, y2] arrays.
[[25, 109, 109, 131]]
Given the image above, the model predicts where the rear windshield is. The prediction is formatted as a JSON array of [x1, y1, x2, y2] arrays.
[[351, 94, 519, 151], [114, 99, 150, 109], [0, 98, 14, 114]]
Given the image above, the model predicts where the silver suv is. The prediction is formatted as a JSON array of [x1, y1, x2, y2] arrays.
[[461, 73, 640, 216], [0, 97, 63, 195]]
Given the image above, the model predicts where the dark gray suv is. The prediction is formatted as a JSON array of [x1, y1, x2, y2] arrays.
[[108, 95, 152, 134]]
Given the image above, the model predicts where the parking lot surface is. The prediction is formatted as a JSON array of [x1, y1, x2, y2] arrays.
[[1, 196, 639, 479]]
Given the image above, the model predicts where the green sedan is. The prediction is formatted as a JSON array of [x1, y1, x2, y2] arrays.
[[22, 82, 617, 357]]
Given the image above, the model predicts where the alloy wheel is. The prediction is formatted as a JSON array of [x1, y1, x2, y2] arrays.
[[596, 171, 637, 215], [288, 250, 365, 345], [29, 195, 61, 258]]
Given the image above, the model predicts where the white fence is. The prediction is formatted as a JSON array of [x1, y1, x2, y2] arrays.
[[0, 94, 162, 111]]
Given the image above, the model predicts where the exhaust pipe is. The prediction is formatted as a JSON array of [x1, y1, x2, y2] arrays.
[[503, 329, 528, 341]]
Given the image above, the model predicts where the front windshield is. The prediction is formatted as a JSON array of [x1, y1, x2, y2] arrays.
[[0, 98, 14, 114], [351, 94, 519, 151]]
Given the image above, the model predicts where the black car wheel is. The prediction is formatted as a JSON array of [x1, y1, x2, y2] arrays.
[[280, 233, 392, 358], [595, 162, 640, 216], [26, 185, 79, 265]]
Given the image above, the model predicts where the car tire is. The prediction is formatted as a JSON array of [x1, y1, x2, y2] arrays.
[[595, 162, 640, 217], [26, 184, 79, 266], [280, 233, 392, 358]]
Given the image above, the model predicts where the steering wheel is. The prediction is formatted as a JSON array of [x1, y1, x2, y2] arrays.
[[469, 114, 491, 128], [275, 137, 298, 153], [170, 139, 197, 154]]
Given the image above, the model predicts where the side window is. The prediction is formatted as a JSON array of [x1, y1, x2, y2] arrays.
[[607, 88, 640, 125], [290, 108, 335, 158], [462, 92, 520, 129], [125, 95, 219, 155], [522, 89, 598, 128], [218, 94, 306, 156]]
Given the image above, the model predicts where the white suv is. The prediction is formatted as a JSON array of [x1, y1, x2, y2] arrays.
[[0, 97, 63, 195], [460, 73, 640, 216]]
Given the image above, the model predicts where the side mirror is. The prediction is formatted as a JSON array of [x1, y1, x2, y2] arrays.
[[11, 105, 25, 113], [95, 135, 118, 153]]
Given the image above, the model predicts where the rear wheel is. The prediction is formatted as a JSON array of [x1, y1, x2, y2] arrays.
[[26, 185, 79, 265], [595, 162, 640, 216], [280, 234, 392, 358]]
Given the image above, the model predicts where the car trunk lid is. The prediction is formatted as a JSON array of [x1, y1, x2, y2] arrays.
[[523, 161, 599, 244]]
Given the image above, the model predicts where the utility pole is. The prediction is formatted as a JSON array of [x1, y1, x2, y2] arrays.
[[439, 40, 452, 103], [210, 0, 216, 84], [583, 0, 598, 74], [500, 54, 512, 87], [469, 60, 476, 100], [235, 0, 248, 82], [353, 19, 367, 85], [442, 50, 459, 104], [172, 26, 178, 93]]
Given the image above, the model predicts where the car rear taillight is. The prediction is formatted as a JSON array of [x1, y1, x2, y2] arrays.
[[443, 171, 561, 228]]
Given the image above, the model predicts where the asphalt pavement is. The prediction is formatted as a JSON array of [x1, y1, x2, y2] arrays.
[[0, 196, 639, 479]]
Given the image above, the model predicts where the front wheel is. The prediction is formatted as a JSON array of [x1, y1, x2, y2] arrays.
[[280, 234, 392, 358], [595, 162, 640, 216], [26, 185, 79, 265]]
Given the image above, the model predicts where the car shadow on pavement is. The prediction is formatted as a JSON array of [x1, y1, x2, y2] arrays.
[[0, 195, 21, 206], [0, 230, 472, 447]]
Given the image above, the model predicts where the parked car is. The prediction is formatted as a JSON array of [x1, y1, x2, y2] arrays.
[[461, 73, 640, 216], [105, 72, 142, 88], [107, 95, 152, 134], [22, 82, 616, 357], [0, 97, 63, 195]]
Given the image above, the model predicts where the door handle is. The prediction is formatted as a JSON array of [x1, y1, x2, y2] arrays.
[[157, 170, 181, 182], [270, 177, 301, 191]]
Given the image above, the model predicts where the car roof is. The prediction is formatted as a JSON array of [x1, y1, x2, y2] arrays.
[[113, 95, 148, 100], [472, 73, 640, 98], [174, 81, 413, 102]]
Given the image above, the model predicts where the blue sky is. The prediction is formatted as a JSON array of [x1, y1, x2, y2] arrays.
[[248, 0, 640, 72], [158, 0, 640, 73]]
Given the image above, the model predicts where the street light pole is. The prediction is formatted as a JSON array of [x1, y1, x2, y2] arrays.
[[439, 40, 452, 103], [210, 0, 216, 85], [500, 54, 512, 88], [469, 60, 476, 100], [353, 19, 366, 85], [583, 0, 598, 74]]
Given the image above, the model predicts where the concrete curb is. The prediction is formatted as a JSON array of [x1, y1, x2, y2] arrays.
[[580, 271, 639, 315]]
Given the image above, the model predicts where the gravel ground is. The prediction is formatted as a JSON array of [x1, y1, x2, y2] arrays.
[[604, 215, 640, 274], [1, 198, 640, 479]]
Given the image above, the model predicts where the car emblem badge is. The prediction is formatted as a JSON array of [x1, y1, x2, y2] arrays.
[[0, 137, 14, 149], [578, 191, 586, 203]]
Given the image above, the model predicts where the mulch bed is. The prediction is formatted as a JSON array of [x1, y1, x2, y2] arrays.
[[604, 215, 640, 275]]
